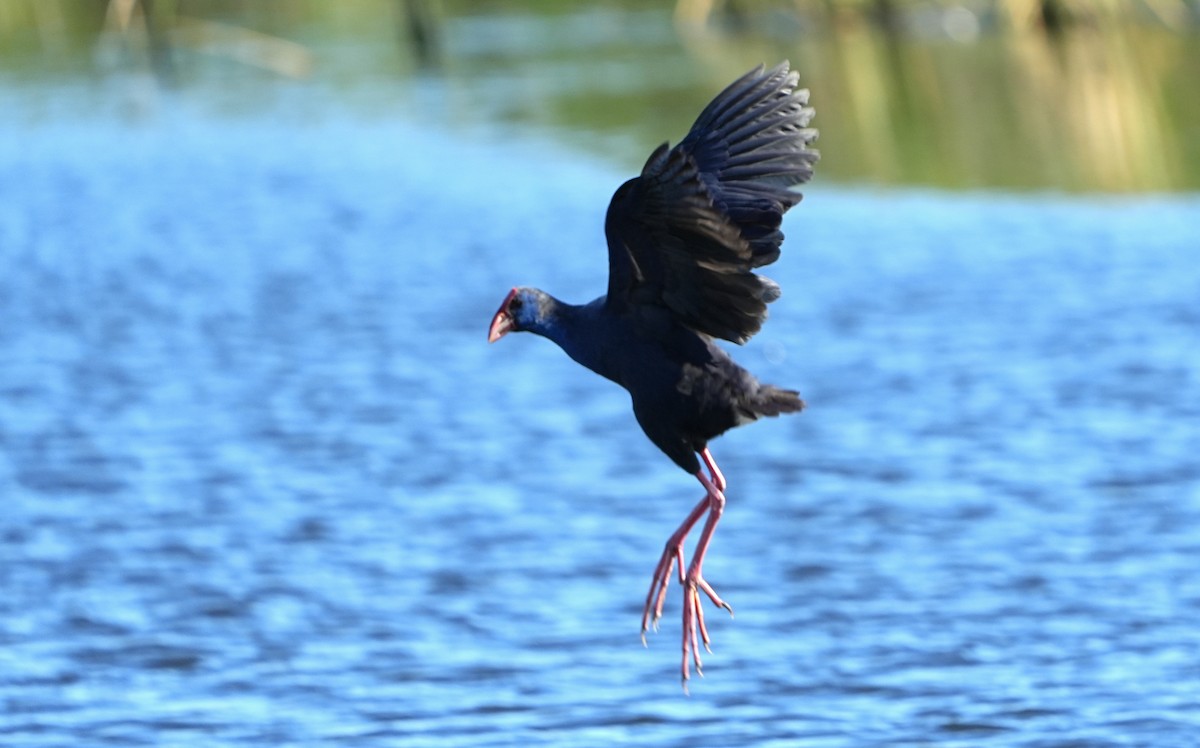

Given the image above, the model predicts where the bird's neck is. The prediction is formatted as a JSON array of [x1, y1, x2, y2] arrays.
[[529, 295, 610, 379], [527, 294, 582, 348]]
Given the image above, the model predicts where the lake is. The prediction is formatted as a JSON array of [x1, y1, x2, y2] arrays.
[[2, 4, 1200, 747]]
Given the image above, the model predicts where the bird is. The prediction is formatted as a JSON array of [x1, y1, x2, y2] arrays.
[[487, 62, 817, 686]]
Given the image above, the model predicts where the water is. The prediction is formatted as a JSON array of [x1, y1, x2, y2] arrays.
[[2, 85, 1200, 747]]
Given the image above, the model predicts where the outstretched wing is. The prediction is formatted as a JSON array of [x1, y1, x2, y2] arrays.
[[604, 62, 818, 344]]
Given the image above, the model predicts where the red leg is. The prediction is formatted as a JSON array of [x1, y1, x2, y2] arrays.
[[640, 449, 728, 640], [700, 447, 726, 493], [680, 469, 733, 686]]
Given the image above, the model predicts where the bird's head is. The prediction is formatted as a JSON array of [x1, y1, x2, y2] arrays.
[[487, 286, 548, 343]]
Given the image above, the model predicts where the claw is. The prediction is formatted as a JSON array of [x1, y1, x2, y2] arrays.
[[696, 576, 733, 615]]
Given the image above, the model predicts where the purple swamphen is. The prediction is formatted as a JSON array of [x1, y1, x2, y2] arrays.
[[488, 62, 818, 685]]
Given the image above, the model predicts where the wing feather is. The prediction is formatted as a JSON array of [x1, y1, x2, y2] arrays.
[[604, 62, 818, 343]]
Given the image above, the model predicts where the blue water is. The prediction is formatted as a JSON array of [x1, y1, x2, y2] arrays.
[[2, 85, 1200, 747]]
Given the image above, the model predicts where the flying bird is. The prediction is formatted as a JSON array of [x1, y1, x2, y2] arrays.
[[488, 62, 818, 685]]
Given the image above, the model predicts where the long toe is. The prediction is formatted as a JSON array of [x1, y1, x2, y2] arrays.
[[641, 543, 683, 641], [679, 572, 732, 685]]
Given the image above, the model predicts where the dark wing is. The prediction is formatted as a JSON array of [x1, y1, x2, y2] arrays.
[[604, 62, 818, 344]]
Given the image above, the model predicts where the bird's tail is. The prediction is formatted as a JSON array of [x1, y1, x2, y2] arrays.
[[753, 385, 806, 417]]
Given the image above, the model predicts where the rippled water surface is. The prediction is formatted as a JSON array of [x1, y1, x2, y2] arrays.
[[2, 87, 1200, 747]]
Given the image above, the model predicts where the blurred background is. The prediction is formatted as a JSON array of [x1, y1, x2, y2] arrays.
[[2, 1, 1199, 746], [4, 0, 1200, 189]]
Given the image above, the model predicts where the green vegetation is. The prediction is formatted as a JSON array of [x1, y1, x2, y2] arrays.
[[2, 0, 1198, 191]]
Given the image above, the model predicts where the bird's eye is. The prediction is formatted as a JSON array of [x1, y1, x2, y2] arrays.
[[509, 295, 524, 311]]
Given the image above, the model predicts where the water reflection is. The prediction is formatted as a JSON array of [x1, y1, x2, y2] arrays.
[[1, 0, 1198, 191]]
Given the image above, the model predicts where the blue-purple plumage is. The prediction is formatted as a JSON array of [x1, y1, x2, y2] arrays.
[[491, 62, 816, 472], [497, 286, 803, 474]]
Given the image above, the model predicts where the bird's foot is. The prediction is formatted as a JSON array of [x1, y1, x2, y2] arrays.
[[680, 568, 733, 686], [641, 542, 684, 644], [641, 494, 712, 645]]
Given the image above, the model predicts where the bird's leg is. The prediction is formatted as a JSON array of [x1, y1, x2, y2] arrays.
[[641, 494, 709, 643], [700, 447, 726, 493], [680, 464, 734, 686]]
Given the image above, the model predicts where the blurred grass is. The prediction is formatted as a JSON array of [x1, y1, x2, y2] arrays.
[[1, 0, 1198, 191]]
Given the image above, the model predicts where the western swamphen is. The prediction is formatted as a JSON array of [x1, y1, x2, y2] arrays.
[[488, 62, 818, 685]]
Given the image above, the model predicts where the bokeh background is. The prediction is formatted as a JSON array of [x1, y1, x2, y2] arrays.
[[2, 1, 1199, 746]]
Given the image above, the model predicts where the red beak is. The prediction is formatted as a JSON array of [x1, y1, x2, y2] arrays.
[[488, 288, 518, 343]]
